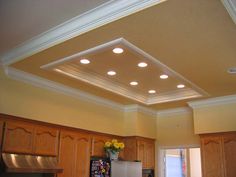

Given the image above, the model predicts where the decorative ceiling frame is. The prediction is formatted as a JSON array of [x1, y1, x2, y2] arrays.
[[0, 0, 167, 66], [42, 38, 208, 105]]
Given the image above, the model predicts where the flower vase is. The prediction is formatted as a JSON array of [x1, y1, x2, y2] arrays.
[[107, 150, 119, 160]]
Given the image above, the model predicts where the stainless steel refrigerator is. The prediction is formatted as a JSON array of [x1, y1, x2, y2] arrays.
[[90, 157, 142, 177]]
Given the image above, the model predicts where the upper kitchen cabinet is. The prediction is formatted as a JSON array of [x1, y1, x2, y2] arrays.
[[2, 121, 59, 156], [34, 126, 59, 156], [58, 130, 91, 177], [91, 134, 111, 157], [200, 132, 236, 177], [0, 120, 4, 149], [75, 132, 91, 177], [124, 136, 155, 169], [3, 122, 34, 154]]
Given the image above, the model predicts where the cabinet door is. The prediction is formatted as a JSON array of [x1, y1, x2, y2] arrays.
[[91, 135, 111, 157], [34, 126, 59, 156], [201, 136, 224, 177], [137, 140, 146, 168], [75, 133, 91, 177], [123, 138, 137, 161], [3, 122, 34, 154], [58, 131, 76, 177], [0, 120, 4, 150], [145, 141, 155, 169], [223, 134, 236, 177]]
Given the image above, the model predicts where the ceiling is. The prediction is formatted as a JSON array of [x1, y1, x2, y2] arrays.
[[1, 0, 236, 110], [0, 0, 110, 54]]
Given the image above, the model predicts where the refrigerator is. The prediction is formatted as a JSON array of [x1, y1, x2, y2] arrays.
[[90, 157, 142, 177]]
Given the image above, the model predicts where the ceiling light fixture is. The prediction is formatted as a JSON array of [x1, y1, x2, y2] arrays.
[[80, 59, 90, 64], [107, 71, 116, 76], [113, 47, 123, 54], [148, 90, 156, 94], [160, 74, 168, 79], [177, 84, 185, 88], [130, 81, 138, 86], [138, 62, 148, 68], [227, 67, 236, 74]]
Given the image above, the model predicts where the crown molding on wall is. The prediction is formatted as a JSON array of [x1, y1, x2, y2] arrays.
[[157, 107, 192, 117], [5, 67, 125, 112], [188, 94, 236, 109], [221, 0, 236, 24], [4, 66, 193, 117], [124, 104, 157, 117], [0, 0, 166, 66]]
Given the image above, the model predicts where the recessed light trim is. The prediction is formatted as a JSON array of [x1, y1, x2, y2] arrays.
[[148, 90, 156, 94], [112, 47, 123, 54], [107, 71, 116, 76], [130, 81, 138, 86], [160, 74, 168, 79], [177, 84, 185, 88], [80, 59, 90, 64], [227, 67, 236, 74], [138, 62, 148, 68]]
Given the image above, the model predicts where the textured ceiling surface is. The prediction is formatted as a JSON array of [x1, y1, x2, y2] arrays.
[[6, 0, 236, 109]]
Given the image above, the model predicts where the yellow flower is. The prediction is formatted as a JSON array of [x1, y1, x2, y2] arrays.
[[102, 169, 105, 173], [105, 142, 111, 147], [119, 143, 125, 149], [111, 139, 118, 144], [114, 142, 120, 149]]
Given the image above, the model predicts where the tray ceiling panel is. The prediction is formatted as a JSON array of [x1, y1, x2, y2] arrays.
[[41, 38, 207, 105]]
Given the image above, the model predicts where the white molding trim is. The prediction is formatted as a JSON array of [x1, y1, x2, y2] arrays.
[[221, 0, 236, 24], [157, 107, 192, 117], [42, 37, 207, 105], [124, 104, 157, 117], [0, 0, 166, 66], [5, 67, 124, 112], [188, 94, 236, 109]]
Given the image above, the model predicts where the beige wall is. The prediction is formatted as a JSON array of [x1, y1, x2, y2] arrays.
[[0, 69, 157, 138], [0, 70, 125, 136], [156, 112, 200, 147], [192, 103, 236, 134]]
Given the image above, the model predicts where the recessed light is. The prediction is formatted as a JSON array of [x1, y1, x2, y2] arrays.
[[148, 90, 156, 94], [80, 59, 90, 64], [160, 74, 168, 79], [138, 62, 148, 68], [107, 71, 116, 76], [113, 48, 123, 54], [177, 84, 185, 88], [130, 81, 138, 86], [227, 67, 236, 74]]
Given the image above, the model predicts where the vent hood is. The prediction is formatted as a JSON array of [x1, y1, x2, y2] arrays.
[[2, 153, 63, 173]]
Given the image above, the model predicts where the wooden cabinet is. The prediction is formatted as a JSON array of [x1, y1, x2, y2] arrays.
[[124, 137, 155, 169], [0, 120, 4, 150], [3, 122, 34, 154], [222, 134, 236, 177], [91, 134, 111, 157], [75, 133, 91, 177], [2, 121, 59, 156], [34, 126, 59, 156], [201, 132, 236, 177], [58, 131, 91, 177]]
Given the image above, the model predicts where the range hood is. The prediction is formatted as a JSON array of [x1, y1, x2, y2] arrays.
[[1, 153, 63, 173]]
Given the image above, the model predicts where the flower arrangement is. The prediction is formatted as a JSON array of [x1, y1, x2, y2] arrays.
[[104, 139, 125, 153]]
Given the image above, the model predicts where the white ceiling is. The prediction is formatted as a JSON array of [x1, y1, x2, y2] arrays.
[[0, 0, 110, 54]]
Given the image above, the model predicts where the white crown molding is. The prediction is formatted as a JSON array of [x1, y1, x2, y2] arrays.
[[188, 94, 236, 109], [0, 0, 166, 66], [5, 67, 125, 112], [124, 104, 157, 117], [221, 0, 236, 24], [157, 107, 192, 117]]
